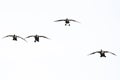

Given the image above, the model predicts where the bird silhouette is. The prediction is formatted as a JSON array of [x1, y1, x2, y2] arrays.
[[3, 34, 27, 42], [54, 18, 79, 26], [88, 49, 116, 57], [26, 34, 49, 42]]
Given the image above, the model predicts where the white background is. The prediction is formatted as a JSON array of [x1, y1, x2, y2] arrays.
[[0, 0, 120, 80]]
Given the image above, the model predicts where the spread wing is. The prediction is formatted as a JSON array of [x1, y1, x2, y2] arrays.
[[104, 51, 117, 56], [3, 35, 13, 39], [39, 36, 50, 39], [69, 19, 80, 23], [88, 51, 100, 56], [54, 19, 66, 22], [26, 35, 35, 38], [17, 36, 27, 42]]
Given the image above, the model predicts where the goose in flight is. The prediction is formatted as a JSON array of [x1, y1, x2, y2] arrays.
[[54, 18, 79, 26], [88, 49, 116, 57], [3, 34, 27, 42], [26, 34, 49, 42]]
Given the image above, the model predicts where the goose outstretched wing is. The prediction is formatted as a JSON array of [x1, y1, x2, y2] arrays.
[[39, 36, 50, 39], [69, 19, 80, 23], [26, 35, 35, 38], [88, 51, 100, 55], [104, 51, 117, 56], [17, 36, 27, 42], [3, 35, 13, 38], [54, 19, 66, 22]]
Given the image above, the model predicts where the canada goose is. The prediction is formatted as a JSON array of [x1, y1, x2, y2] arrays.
[[88, 49, 116, 57], [54, 18, 79, 26], [3, 34, 26, 42], [26, 34, 49, 42]]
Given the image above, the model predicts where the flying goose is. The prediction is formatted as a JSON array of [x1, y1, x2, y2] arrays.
[[88, 49, 116, 57], [26, 34, 49, 42], [3, 34, 26, 42], [54, 18, 79, 26]]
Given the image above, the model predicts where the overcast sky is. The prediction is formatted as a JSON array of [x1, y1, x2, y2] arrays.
[[0, 0, 120, 80]]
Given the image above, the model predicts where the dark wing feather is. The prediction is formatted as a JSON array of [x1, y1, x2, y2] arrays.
[[54, 19, 66, 22], [3, 35, 13, 39], [39, 36, 50, 39], [88, 51, 100, 55], [17, 36, 27, 42], [104, 51, 117, 56], [26, 35, 35, 38], [69, 19, 80, 23]]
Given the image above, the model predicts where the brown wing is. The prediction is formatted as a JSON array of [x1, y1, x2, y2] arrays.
[[54, 19, 66, 22], [26, 35, 35, 38], [69, 19, 80, 23], [3, 35, 13, 39], [104, 51, 117, 56], [17, 36, 27, 42], [39, 36, 50, 39], [88, 51, 100, 56]]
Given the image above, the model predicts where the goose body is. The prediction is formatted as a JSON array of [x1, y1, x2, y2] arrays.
[[54, 18, 79, 26], [26, 34, 49, 42], [88, 49, 116, 57], [3, 34, 26, 42]]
